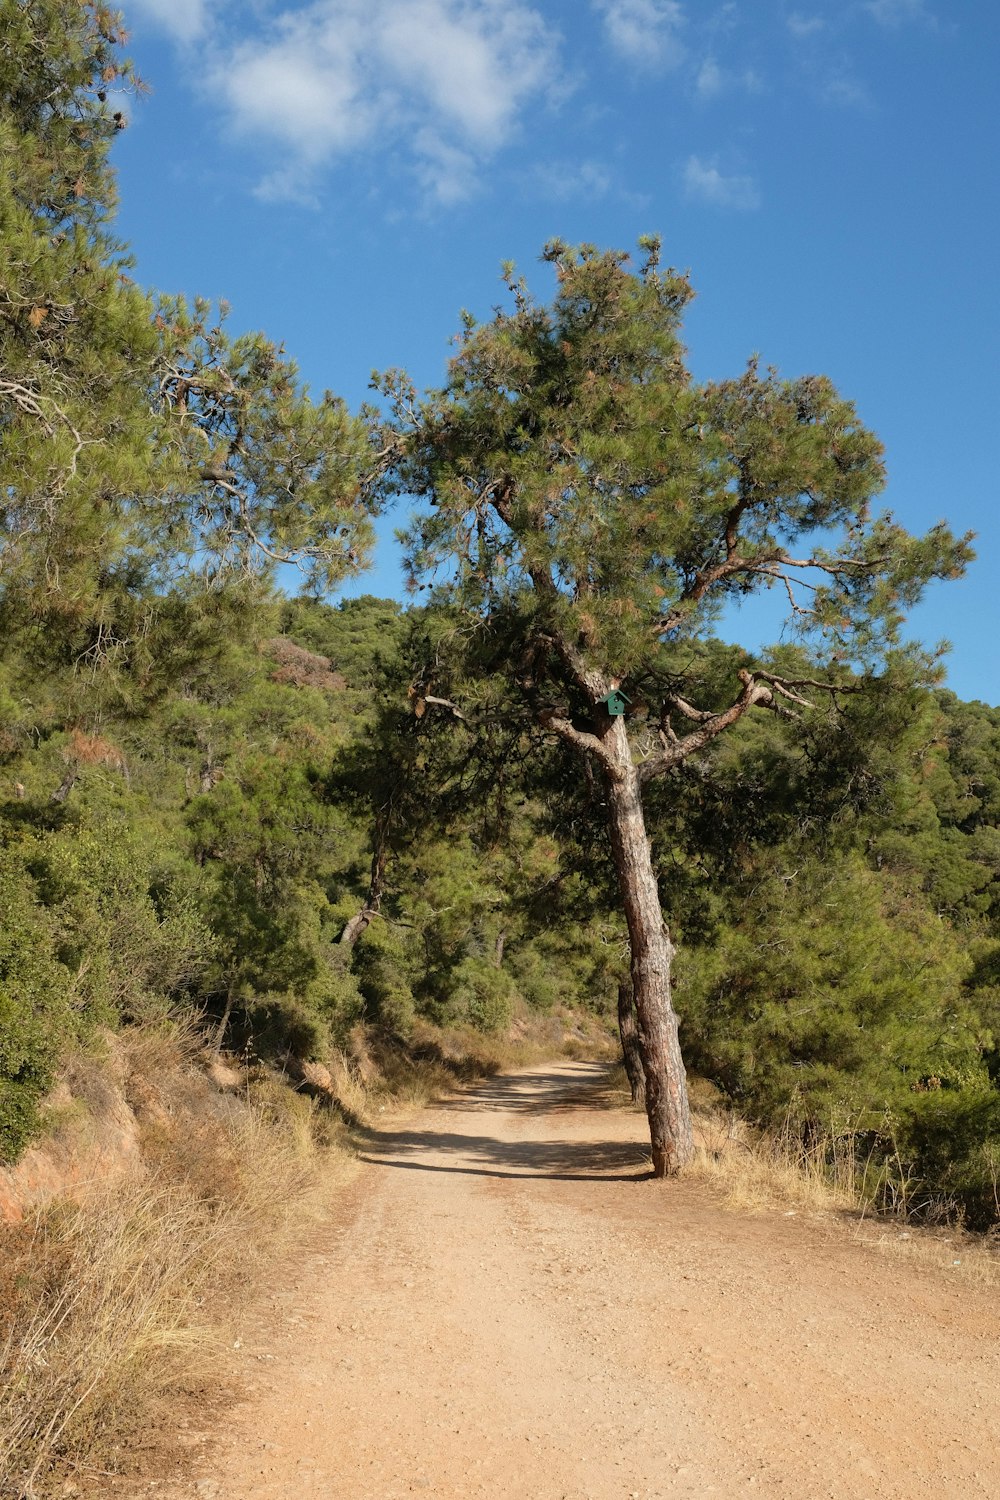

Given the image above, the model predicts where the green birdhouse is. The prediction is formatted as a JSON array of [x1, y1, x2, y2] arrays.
[[599, 689, 631, 717]]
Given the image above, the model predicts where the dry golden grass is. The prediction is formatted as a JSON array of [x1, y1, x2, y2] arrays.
[[848, 1220, 1000, 1288], [600, 1071, 889, 1218], [1, 1186, 224, 1495], [688, 1107, 863, 1217], [0, 1043, 337, 1498]]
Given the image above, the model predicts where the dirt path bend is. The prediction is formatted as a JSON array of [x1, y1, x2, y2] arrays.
[[160, 1062, 1000, 1500]]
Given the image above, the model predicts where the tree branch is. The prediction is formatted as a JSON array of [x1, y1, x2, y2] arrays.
[[654, 544, 892, 637], [488, 479, 608, 703], [537, 710, 619, 774], [753, 669, 865, 699], [422, 694, 469, 722], [638, 670, 774, 784]]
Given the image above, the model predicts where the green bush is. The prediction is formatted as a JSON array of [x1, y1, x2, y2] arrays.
[[453, 960, 516, 1034], [0, 854, 76, 1159], [678, 853, 984, 1128], [352, 923, 417, 1036]]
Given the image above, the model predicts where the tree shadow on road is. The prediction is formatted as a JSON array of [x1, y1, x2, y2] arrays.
[[437, 1064, 629, 1117], [357, 1123, 652, 1181], [357, 1064, 653, 1180]]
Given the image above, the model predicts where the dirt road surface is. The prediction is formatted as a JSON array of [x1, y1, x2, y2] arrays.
[[156, 1061, 1000, 1499]]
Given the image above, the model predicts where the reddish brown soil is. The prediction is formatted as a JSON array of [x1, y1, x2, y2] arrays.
[[153, 1062, 1000, 1499]]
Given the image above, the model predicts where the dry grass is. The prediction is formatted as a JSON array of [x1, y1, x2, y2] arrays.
[[848, 1220, 1000, 1288], [0, 1042, 337, 1498], [1, 1186, 225, 1495], [688, 1107, 864, 1217]]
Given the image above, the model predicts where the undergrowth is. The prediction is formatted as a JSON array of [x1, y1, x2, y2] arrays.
[[690, 1100, 1000, 1287]]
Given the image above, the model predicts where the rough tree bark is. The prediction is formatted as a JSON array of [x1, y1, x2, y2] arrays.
[[603, 717, 693, 1176], [51, 763, 79, 803], [617, 978, 646, 1108]]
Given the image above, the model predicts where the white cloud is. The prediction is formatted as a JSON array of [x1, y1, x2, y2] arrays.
[[693, 56, 761, 99], [379, 2, 554, 145], [198, 0, 561, 203], [786, 13, 825, 38], [593, 0, 686, 70], [253, 167, 321, 209], [127, 0, 208, 43], [865, 0, 932, 24], [696, 56, 723, 97], [682, 154, 759, 210], [412, 130, 480, 205], [218, 17, 370, 162], [531, 159, 613, 202]]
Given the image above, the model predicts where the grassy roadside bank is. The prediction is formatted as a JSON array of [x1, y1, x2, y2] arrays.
[[0, 1011, 608, 1498]]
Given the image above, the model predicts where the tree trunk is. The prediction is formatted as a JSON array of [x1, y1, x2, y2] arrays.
[[199, 741, 218, 794], [603, 719, 694, 1176], [339, 836, 387, 948], [617, 978, 646, 1107], [211, 989, 236, 1057], [51, 763, 79, 803]]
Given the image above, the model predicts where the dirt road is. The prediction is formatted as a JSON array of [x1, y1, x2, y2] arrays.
[[160, 1062, 1000, 1499]]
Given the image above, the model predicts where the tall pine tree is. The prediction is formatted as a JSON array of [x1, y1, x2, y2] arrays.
[[375, 239, 973, 1175]]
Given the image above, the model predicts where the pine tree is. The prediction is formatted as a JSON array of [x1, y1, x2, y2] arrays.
[[375, 239, 973, 1175], [0, 1, 377, 669], [0, 0, 160, 630], [0, 1, 379, 1149]]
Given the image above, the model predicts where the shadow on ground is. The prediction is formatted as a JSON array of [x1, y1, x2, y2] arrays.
[[358, 1064, 652, 1182], [441, 1064, 628, 1116]]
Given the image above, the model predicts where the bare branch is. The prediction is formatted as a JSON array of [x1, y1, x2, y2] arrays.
[[654, 542, 891, 637], [423, 694, 469, 723], [0, 376, 85, 497], [0, 377, 56, 432], [764, 566, 815, 621], [764, 679, 815, 710], [664, 693, 715, 724], [638, 670, 773, 785], [753, 669, 864, 699], [775, 552, 889, 574], [538, 710, 619, 774]]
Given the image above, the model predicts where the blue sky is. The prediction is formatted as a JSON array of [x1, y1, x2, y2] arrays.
[[113, 0, 999, 703]]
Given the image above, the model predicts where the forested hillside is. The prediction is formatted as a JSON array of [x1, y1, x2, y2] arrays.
[[3, 1, 1000, 1227]]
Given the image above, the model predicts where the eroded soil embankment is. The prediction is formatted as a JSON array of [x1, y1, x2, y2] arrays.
[[156, 1063, 1000, 1500]]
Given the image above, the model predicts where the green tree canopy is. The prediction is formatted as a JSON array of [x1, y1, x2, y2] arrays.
[[0, 0, 378, 670]]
